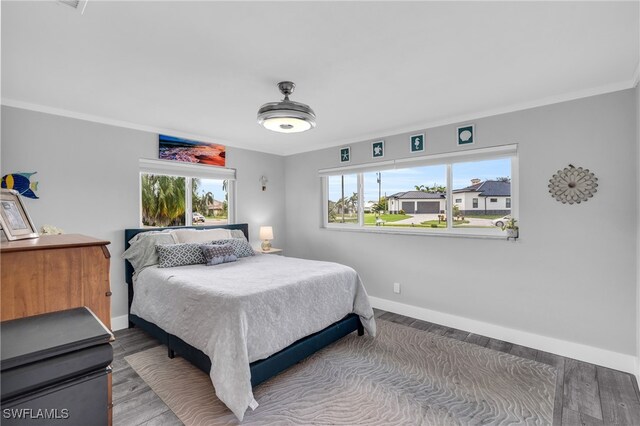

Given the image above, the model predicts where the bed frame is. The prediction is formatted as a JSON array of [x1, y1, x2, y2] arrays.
[[124, 223, 363, 387]]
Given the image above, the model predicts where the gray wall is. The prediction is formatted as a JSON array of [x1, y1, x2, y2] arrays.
[[285, 89, 638, 356], [0, 106, 286, 321], [2, 90, 637, 358]]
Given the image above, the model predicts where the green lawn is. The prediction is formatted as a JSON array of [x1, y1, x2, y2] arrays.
[[330, 213, 494, 229], [364, 213, 410, 224], [329, 214, 358, 224], [331, 213, 411, 225]]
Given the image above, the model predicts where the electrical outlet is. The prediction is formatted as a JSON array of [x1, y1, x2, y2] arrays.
[[393, 282, 401, 294]]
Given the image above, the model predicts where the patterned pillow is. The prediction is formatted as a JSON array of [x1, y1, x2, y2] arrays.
[[156, 243, 206, 268], [200, 244, 238, 266], [211, 238, 255, 258]]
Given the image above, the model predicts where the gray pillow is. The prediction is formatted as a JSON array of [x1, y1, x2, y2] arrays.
[[122, 231, 176, 272], [230, 229, 248, 240], [200, 244, 238, 266], [211, 238, 255, 258], [156, 243, 207, 268]]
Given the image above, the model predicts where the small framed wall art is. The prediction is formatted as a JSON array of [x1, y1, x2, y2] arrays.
[[457, 124, 475, 146], [340, 146, 351, 163], [372, 140, 385, 158], [0, 189, 39, 241], [410, 134, 425, 153]]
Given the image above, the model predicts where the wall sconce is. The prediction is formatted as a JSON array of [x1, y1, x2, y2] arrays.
[[259, 176, 268, 191]]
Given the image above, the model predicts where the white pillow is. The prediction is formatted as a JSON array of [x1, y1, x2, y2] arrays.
[[170, 228, 231, 243]]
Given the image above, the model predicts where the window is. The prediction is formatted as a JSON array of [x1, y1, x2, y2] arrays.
[[192, 178, 229, 226], [320, 145, 517, 236], [452, 158, 511, 228], [139, 159, 235, 227], [141, 174, 187, 227], [327, 174, 358, 224], [363, 166, 446, 229]]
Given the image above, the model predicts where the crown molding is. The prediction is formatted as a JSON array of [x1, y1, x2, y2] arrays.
[[0, 98, 270, 154], [284, 77, 638, 156], [3, 75, 637, 158]]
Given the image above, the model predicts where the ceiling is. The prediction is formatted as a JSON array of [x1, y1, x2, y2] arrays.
[[2, 1, 638, 156]]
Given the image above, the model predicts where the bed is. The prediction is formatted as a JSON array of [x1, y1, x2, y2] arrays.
[[124, 224, 376, 421]]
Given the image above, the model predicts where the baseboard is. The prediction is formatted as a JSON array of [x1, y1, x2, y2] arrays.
[[370, 296, 638, 375], [111, 315, 129, 331]]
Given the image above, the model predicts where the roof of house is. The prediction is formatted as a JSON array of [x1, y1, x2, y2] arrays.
[[452, 180, 511, 196], [387, 191, 445, 200]]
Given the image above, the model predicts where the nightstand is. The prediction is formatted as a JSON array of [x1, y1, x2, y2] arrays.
[[260, 248, 283, 255]]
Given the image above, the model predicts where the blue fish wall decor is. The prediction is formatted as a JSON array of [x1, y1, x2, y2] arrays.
[[1, 172, 39, 199]]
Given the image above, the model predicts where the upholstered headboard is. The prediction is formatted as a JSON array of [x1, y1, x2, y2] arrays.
[[124, 223, 249, 310]]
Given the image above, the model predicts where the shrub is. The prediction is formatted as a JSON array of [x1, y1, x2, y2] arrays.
[[399, 209, 405, 215], [453, 204, 461, 218]]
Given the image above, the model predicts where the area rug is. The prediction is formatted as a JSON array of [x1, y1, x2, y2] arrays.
[[125, 320, 556, 425]]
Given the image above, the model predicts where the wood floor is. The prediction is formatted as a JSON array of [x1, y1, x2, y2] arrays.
[[112, 309, 640, 426]]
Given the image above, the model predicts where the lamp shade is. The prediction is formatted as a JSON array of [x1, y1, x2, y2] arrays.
[[259, 226, 274, 240]]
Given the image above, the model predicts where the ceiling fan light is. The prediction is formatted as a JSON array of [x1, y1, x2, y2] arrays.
[[257, 81, 316, 133], [261, 116, 313, 133]]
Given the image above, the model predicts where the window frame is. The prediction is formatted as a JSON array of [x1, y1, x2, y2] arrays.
[[320, 145, 518, 238], [139, 158, 236, 227], [322, 173, 364, 228]]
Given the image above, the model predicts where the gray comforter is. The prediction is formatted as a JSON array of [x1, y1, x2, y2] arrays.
[[130, 254, 376, 421]]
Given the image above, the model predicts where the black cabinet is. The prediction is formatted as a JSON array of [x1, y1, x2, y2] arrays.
[[1, 308, 113, 425]]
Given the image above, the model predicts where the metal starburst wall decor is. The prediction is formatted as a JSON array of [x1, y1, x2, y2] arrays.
[[548, 165, 598, 204]]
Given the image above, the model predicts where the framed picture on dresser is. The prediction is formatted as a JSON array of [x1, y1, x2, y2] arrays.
[[0, 189, 39, 241]]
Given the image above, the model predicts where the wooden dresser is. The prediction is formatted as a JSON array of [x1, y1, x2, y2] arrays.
[[0, 234, 112, 328]]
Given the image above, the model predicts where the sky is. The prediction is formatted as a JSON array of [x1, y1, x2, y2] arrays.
[[328, 158, 511, 202], [195, 178, 226, 202]]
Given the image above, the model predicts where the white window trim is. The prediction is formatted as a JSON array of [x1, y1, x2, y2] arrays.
[[321, 145, 518, 239], [139, 158, 236, 180], [139, 158, 236, 227]]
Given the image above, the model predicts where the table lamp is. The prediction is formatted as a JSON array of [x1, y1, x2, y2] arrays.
[[259, 226, 273, 251]]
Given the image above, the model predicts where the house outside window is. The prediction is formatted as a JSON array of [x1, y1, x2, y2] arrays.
[[320, 145, 517, 236]]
